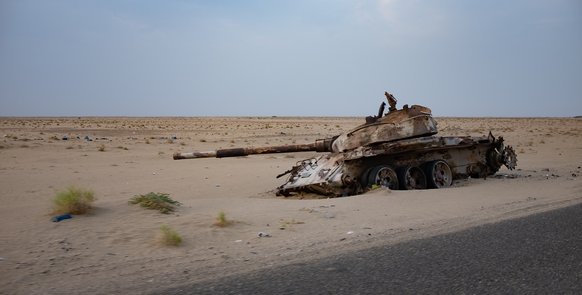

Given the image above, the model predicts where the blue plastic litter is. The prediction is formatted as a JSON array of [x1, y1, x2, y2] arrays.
[[52, 213, 72, 222]]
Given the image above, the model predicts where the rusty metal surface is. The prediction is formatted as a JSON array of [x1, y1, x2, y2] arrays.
[[173, 150, 217, 159], [173, 140, 333, 160], [331, 104, 437, 152], [173, 91, 517, 197], [276, 153, 348, 196], [276, 133, 516, 197]]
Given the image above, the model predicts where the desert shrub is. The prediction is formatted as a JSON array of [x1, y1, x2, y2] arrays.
[[159, 225, 182, 246], [214, 211, 231, 227], [97, 144, 106, 152], [52, 186, 96, 214], [129, 192, 181, 214]]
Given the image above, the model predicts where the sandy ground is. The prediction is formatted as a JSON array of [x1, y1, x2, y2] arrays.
[[0, 116, 581, 294]]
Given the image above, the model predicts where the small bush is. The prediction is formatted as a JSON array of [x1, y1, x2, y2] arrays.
[[97, 144, 106, 152], [52, 186, 96, 214], [159, 225, 182, 246], [214, 211, 231, 227], [129, 192, 181, 214]]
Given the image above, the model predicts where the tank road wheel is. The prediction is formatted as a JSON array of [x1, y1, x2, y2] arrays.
[[367, 166, 399, 190], [425, 160, 453, 189], [360, 167, 374, 188], [397, 166, 427, 190]]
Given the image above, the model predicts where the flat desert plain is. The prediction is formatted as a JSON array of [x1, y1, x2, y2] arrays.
[[1, 116, 581, 294]]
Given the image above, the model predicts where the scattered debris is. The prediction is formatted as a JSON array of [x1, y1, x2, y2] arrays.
[[51, 213, 72, 222], [257, 232, 271, 238], [494, 174, 520, 179], [323, 212, 336, 219], [299, 207, 316, 213]]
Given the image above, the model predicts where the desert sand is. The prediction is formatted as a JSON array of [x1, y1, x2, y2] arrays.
[[1, 116, 581, 294]]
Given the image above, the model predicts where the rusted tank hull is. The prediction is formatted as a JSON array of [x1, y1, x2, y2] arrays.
[[276, 134, 516, 197]]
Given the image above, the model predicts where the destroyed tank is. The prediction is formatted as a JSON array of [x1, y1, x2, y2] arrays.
[[173, 92, 517, 197]]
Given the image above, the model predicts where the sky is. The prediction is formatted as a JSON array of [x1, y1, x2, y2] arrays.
[[0, 0, 581, 117]]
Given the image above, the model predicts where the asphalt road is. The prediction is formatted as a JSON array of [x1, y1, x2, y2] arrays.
[[159, 203, 582, 294]]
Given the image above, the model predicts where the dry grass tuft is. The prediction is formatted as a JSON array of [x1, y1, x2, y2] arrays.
[[214, 211, 231, 227], [158, 225, 182, 246], [279, 218, 305, 230]]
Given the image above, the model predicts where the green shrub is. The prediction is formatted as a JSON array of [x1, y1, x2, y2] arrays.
[[52, 186, 96, 214], [159, 225, 182, 246], [214, 211, 231, 227], [129, 192, 181, 214]]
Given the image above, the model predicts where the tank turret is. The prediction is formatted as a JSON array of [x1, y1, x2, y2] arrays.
[[173, 92, 437, 159]]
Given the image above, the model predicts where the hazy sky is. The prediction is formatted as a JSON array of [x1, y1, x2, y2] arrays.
[[1, 0, 581, 117]]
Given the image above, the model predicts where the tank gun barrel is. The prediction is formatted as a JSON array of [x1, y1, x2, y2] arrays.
[[173, 139, 334, 160]]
